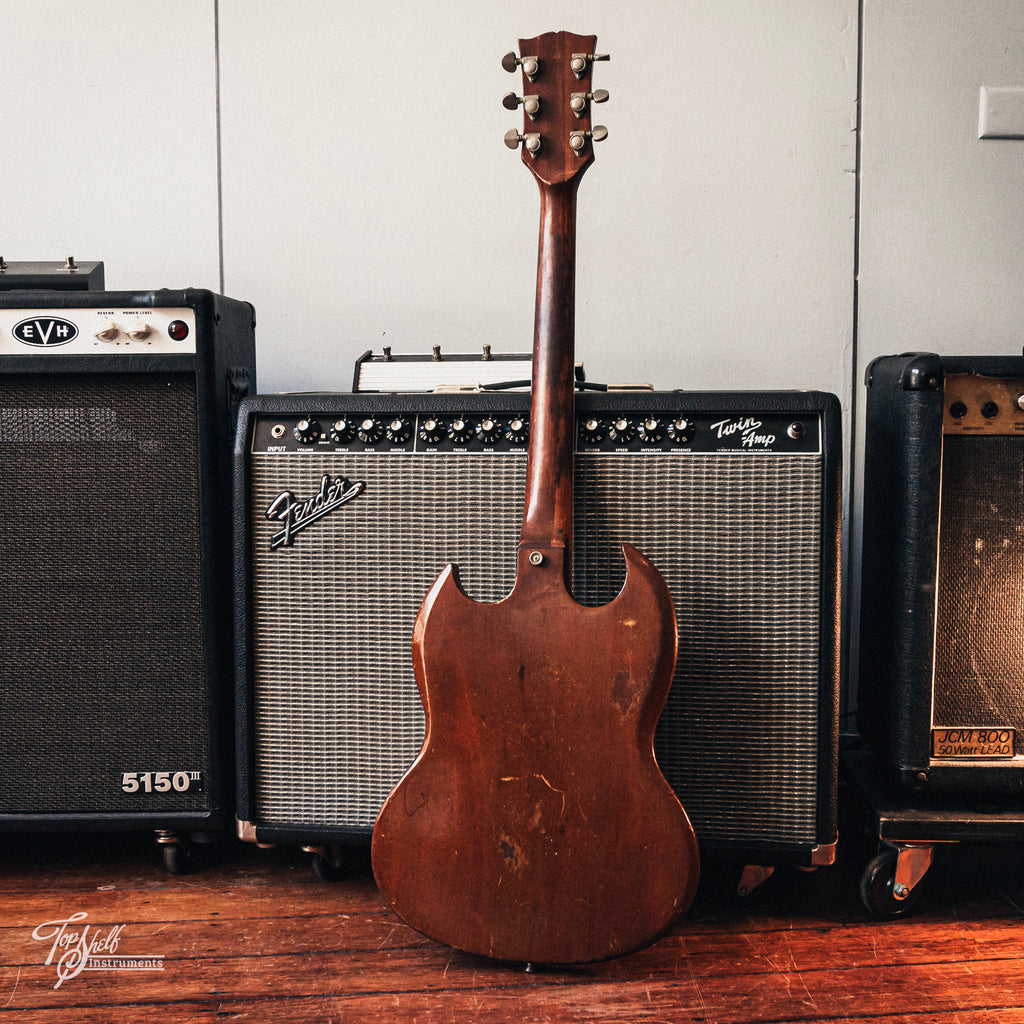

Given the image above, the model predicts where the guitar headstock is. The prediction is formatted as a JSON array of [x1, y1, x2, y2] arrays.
[[502, 31, 608, 188]]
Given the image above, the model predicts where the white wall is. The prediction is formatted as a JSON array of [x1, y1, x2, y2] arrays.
[[1, 2, 221, 287], [216, 1, 857, 396], [1, 1, 859, 400]]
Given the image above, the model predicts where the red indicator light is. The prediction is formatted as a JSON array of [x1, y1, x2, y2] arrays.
[[168, 319, 190, 341]]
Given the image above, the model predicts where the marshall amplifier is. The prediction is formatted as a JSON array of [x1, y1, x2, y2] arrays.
[[0, 289, 255, 868], [859, 352, 1024, 797], [235, 390, 841, 872]]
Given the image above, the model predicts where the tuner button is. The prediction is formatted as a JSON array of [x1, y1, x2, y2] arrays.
[[505, 417, 529, 444], [293, 417, 322, 444], [502, 51, 540, 81], [667, 417, 695, 444], [505, 129, 541, 156], [570, 52, 610, 80], [419, 417, 444, 445], [357, 417, 383, 444], [608, 417, 636, 444], [569, 126, 607, 155], [476, 417, 502, 445], [571, 89, 610, 117], [503, 92, 541, 120], [386, 417, 412, 444], [637, 417, 664, 444], [447, 417, 474, 444]]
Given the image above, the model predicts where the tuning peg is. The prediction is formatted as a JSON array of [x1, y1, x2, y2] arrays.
[[570, 52, 610, 80], [501, 51, 541, 81], [504, 128, 542, 157], [570, 88, 609, 118], [569, 125, 608, 155], [502, 91, 541, 120]]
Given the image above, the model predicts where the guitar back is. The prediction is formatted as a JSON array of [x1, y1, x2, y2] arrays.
[[373, 545, 697, 963], [372, 32, 699, 965]]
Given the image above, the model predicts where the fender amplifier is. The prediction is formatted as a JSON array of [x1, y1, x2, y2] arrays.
[[0, 289, 255, 864], [235, 390, 841, 868], [859, 352, 1024, 796]]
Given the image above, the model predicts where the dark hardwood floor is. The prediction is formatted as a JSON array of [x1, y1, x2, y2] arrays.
[[3, 803, 1024, 1024]]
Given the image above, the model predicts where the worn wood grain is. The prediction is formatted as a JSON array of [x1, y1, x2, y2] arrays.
[[2, 828, 1024, 1022]]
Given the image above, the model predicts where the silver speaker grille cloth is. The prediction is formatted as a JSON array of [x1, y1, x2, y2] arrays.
[[249, 451, 823, 845]]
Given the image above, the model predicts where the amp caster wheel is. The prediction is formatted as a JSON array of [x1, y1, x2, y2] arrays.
[[159, 837, 191, 876], [860, 843, 934, 918], [309, 845, 353, 882]]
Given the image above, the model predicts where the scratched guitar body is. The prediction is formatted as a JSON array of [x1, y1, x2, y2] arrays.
[[373, 545, 697, 963], [372, 31, 699, 964]]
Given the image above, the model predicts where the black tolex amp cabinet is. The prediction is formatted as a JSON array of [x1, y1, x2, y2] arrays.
[[0, 289, 255, 868], [235, 389, 841, 874], [860, 352, 1024, 797]]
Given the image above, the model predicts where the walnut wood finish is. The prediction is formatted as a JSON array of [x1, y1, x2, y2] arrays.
[[372, 31, 699, 964]]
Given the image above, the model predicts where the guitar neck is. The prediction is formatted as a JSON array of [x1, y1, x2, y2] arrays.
[[520, 178, 579, 562], [511, 30, 604, 577]]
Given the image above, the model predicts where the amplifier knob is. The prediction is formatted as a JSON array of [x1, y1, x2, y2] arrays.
[[447, 417, 474, 444], [579, 417, 605, 444], [330, 418, 356, 443], [476, 417, 502, 445], [386, 417, 412, 444], [505, 417, 529, 444], [95, 322, 120, 343], [357, 417, 384, 444], [419, 417, 444, 444], [608, 417, 635, 444], [667, 417, 695, 444], [637, 417, 664, 443], [293, 417, 322, 444]]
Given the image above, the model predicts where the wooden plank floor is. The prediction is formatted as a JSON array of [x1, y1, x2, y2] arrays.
[[2, 821, 1024, 1023]]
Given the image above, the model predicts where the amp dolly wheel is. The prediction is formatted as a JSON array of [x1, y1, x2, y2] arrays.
[[860, 847, 923, 918], [310, 845, 353, 882]]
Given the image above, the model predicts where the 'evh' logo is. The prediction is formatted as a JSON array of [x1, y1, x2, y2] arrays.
[[13, 317, 79, 347]]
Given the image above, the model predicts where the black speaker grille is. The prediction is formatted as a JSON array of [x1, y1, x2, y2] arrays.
[[248, 447, 824, 846], [934, 435, 1024, 747], [0, 374, 209, 814]]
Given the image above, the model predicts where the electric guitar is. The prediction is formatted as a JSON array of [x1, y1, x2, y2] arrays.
[[372, 31, 700, 965]]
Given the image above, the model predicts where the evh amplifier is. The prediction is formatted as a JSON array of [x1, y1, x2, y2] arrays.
[[859, 352, 1024, 797], [0, 289, 255, 867], [235, 390, 842, 869]]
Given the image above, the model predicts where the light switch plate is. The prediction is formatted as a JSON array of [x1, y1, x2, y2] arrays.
[[978, 86, 1024, 139]]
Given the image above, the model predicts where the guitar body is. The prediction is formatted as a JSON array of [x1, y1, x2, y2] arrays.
[[372, 30, 700, 964], [372, 545, 698, 964]]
